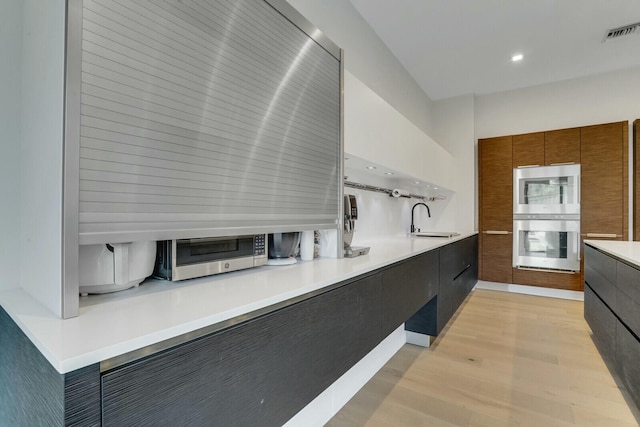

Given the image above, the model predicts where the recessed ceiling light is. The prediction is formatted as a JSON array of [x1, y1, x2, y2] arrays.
[[366, 166, 376, 170], [512, 53, 523, 62], [385, 172, 394, 175], [434, 187, 439, 190], [415, 181, 420, 184]]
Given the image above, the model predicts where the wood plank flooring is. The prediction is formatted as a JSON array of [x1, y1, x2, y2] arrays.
[[327, 289, 640, 426]]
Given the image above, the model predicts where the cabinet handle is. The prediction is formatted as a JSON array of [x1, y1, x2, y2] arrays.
[[516, 266, 576, 274], [516, 165, 540, 168], [484, 230, 511, 235], [550, 162, 576, 166], [582, 233, 619, 238]]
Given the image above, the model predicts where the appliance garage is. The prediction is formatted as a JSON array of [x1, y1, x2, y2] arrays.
[[512, 164, 581, 273], [63, 0, 344, 313]]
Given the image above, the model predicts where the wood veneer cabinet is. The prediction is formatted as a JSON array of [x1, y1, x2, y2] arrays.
[[512, 132, 544, 167], [545, 127, 581, 165], [478, 120, 628, 290], [581, 121, 628, 241], [478, 136, 512, 283]]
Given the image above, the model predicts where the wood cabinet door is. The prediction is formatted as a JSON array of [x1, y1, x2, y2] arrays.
[[479, 136, 512, 283], [545, 127, 580, 165], [581, 122, 627, 239], [479, 136, 513, 231], [480, 233, 512, 283], [513, 132, 544, 168]]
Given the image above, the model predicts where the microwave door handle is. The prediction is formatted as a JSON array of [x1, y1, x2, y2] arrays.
[[577, 174, 580, 204]]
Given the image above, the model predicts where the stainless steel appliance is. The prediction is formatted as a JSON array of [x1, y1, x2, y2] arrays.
[[513, 164, 580, 215], [155, 234, 267, 281], [344, 194, 370, 258], [513, 216, 581, 272], [267, 232, 301, 266]]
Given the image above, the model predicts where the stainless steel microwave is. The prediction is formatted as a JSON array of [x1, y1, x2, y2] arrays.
[[155, 235, 267, 281]]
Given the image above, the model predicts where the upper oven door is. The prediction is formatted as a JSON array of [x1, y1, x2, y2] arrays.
[[513, 164, 580, 215], [513, 219, 581, 272]]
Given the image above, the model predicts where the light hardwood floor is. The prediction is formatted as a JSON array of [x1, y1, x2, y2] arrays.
[[327, 289, 640, 426]]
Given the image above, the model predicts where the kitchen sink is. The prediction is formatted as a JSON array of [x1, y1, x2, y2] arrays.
[[412, 231, 460, 238]]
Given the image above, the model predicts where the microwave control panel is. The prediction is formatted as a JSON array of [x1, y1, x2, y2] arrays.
[[254, 234, 266, 256]]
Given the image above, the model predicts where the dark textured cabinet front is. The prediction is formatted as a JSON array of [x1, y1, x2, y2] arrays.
[[381, 250, 439, 337], [584, 245, 640, 413], [406, 235, 478, 337], [616, 321, 640, 409], [101, 273, 382, 427], [584, 284, 616, 362]]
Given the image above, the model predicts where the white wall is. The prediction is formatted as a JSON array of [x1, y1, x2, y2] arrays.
[[0, 0, 23, 292], [475, 67, 640, 138], [287, 0, 435, 136], [20, 0, 66, 316], [433, 95, 477, 233]]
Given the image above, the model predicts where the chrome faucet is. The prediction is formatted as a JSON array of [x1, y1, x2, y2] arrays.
[[411, 202, 431, 233]]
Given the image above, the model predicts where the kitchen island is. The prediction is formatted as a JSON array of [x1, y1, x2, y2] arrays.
[[0, 232, 477, 426], [584, 240, 640, 411]]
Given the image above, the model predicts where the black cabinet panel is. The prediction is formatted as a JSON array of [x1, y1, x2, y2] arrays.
[[616, 321, 640, 410], [381, 251, 438, 337], [0, 307, 101, 427], [584, 285, 617, 363], [616, 290, 640, 339], [585, 245, 617, 283], [584, 264, 617, 311], [102, 273, 382, 427], [617, 260, 640, 304], [406, 236, 478, 337], [616, 244, 640, 339]]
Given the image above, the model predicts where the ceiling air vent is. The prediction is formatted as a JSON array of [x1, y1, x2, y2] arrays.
[[603, 22, 640, 42]]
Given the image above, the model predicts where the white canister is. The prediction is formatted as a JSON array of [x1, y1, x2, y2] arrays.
[[300, 230, 315, 261]]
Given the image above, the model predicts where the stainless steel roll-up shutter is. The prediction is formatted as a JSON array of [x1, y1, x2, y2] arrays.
[[72, 0, 341, 244]]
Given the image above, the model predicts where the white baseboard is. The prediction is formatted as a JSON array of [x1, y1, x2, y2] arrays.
[[405, 330, 433, 347], [284, 325, 406, 427], [475, 280, 584, 301]]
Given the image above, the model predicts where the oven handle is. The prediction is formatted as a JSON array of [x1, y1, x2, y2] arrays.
[[516, 266, 577, 275]]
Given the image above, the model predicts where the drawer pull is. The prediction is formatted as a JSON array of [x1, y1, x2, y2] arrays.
[[484, 230, 511, 235], [583, 233, 619, 239], [516, 165, 540, 168], [550, 162, 576, 166]]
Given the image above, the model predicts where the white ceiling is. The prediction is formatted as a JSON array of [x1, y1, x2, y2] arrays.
[[349, 0, 640, 100]]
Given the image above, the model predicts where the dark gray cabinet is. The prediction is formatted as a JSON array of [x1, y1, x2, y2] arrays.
[[0, 308, 100, 426], [2, 235, 479, 426], [584, 244, 640, 412], [381, 250, 439, 337], [406, 235, 479, 337], [102, 273, 382, 427]]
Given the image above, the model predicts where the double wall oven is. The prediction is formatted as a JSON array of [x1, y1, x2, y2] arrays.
[[513, 164, 581, 272]]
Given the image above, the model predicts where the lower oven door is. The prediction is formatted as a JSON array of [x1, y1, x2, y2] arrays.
[[513, 219, 581, 272]]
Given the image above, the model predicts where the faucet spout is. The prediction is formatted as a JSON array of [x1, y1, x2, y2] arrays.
[[411, 202, 431, 233]]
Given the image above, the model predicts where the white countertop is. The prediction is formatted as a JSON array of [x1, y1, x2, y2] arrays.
[[585, 240, 640, 268], [0, 233, 476, 374]]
